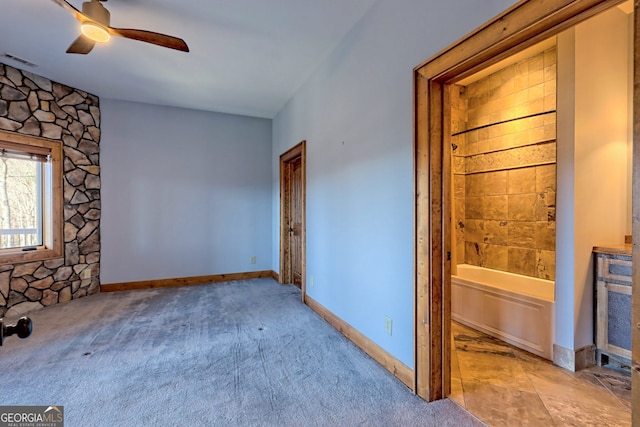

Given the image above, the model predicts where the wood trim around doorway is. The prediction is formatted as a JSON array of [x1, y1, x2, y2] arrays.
[[413, 0, 634, 404], [279, 141, 307, 299]]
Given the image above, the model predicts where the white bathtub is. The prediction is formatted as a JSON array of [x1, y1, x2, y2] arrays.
[[452, 264, 555, 360]]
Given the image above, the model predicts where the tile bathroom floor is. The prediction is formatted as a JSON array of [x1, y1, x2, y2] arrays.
[[450, 322, 632, 426]]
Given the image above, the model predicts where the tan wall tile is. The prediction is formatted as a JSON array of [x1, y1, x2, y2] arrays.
[[535, 191, 556, 222], [528, 126, 546, 144], [465, 241, 485, 266], [468, 92, 489, 109], [454, 175, 466, 198], [497, 77, 516, 97], [536, 222, 556, 251], [488, 74, 502, 91], [513, 74, 529, 91], [452, 134, 467, 155], [453, 155, 466, 174], [544, 64, 556, 82], [508, 247, 536, 276], [466, 196, 484, 219], [497, 131, 529, 151], [544, 94, 556, 111], [484, 195, 508, 220], [466, 139, 481, 157], [455, 198, 465, 221], [467, 129, 478, 144], [451, 117, 467, 135], [536, 250, 555, 280], [544, 113, 556, 126], [504, 89, 529, 110], [489, 111, 503, 127], [544, 80, 556, 97], [450, 85, 468, 110], [457, 244, 465, 267], [485, 244, 509, 271], [466, 80, 480, 97], [478, 139, 494, 155], [544, 47, 557, 67], [529, 69, 544, 86], [508, 222, 536, 248], [484, 220, 508, 245], [466, 173, 486, 196], [536, 164, 556, 192], [478, 127, 490, 143], [485, 136, 504, 152], [503, 105, 529, 122], [465, 142, 556, 174], [528, 52, 544, 72], [466, 116, 479, 130], [508, 167, 536, 194], [484, 171, 508, 195], [488, 122, 505, 139], [465, 219, 484, 243], [455, 218, 465, 238], [528, 83, 544, 102], [508, 194, 538, 221], [455, 216, 465, 266], [543, 123, 556, 140]]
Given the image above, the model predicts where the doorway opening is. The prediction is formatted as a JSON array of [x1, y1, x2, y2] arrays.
[[414, 0, 637, 421], [279, 141, 306, 297]]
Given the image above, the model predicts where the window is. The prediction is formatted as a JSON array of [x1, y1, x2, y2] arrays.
[[0, 130, 62, 264]]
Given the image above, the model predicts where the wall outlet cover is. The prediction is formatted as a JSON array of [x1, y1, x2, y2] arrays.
[[384, 316, 393, 336]]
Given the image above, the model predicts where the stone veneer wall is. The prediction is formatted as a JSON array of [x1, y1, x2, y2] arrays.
[[452, 46, 557, 280], [0, 62, 100, 317]]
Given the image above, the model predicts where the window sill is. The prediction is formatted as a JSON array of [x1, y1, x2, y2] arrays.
[[0, 246, 64, 266]]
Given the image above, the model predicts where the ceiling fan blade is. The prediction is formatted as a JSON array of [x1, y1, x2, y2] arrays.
[[50, 0, 87, 22], [66, 35, 96, 54], [109, 28, 189, 52]]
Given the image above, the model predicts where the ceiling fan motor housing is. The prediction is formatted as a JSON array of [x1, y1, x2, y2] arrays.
[[82, 0, 110, 26]]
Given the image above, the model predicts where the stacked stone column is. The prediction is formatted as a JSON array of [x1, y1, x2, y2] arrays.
[[0, 63, 101, 317]]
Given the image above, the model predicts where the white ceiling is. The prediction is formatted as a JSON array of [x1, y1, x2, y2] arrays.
[[0, 0, 377, 118]]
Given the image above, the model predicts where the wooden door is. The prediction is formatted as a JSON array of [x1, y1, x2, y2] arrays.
[[279, 141, 306, 295], [290, 157, 303, 287]]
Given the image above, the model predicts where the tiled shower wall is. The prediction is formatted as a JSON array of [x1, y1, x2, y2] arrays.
[[452, 46, 557, 280]]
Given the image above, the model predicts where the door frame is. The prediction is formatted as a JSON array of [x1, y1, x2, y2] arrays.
[[279, 141, 307, 299], [413, 0, 637, 409]]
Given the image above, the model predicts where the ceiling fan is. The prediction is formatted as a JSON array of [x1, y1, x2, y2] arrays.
[[50, 0, 189, 54]]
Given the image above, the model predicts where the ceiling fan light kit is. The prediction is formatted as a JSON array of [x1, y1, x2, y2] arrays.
[[80, 22, 110, 43], [78, 0, 110, 42], [51, 0, 189, 54]]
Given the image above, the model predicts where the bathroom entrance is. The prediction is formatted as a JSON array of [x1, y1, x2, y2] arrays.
[[414, 0, 638, 422], [448, 38, 557, 362]]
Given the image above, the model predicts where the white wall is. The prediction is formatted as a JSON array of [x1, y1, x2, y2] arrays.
[[556, 7, 630, 353], [101, 99, 272, 284], [272, 0, 517, 367]]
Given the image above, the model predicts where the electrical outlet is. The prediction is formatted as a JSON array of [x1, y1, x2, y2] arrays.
[[309, 275, 314, 288], [384, 316, 393, 336], [82, 268, 91, 279], [250, 256, 256, 264]]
